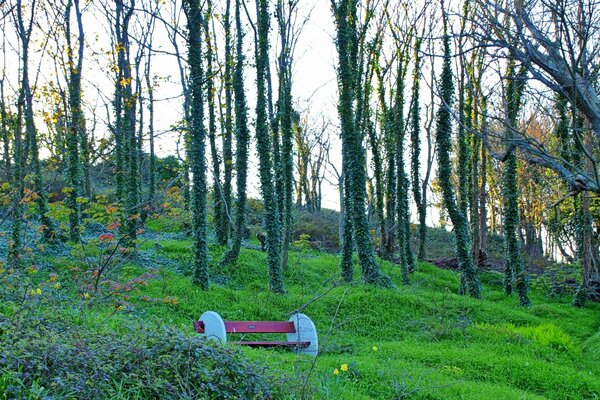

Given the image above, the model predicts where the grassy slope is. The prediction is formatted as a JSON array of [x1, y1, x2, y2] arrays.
[[105, 235, 600, 400]]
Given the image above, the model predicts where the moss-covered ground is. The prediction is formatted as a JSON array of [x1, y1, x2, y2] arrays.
[[83, 234, 600, 399]]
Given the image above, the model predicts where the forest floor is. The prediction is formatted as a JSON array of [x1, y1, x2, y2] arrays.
[[2, 214, 600, 399]]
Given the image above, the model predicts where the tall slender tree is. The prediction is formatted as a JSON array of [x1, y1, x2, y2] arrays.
[[183, 0, 209, 289], [64, 0, 85, 241], [145, 40, 156, 207], [394, 46, 413, 282], [16, 0, 56, 242], [332, 0, 391, 286], [221, 0, 251, 267], [221, 0, 233, 244], [203, 1, 227, 245], [410, 36, 425, 260], [254, 0, 284, 293], [435, 10, 481, 298], [275, 0, 299, 271], [501, 60, 530, 306]]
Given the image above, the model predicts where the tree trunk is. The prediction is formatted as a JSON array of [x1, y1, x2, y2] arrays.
[[184, 0, 209, 289]]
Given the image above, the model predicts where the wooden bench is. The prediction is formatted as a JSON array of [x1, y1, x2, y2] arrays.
[[194, 311, 318, 356]]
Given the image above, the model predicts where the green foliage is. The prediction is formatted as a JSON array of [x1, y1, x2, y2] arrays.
[[2, 221, 600, 400], [0, 317, 273, 399], [134, 241, 600, 399], [530, 262, 580, 297], [472, 323, 575, 352], [292, 233, 311, 251], [582, 331, 600, 364], [294, 209, 340, 252], [155, 155, 183, 184]]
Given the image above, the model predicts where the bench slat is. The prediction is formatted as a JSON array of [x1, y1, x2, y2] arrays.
[[231, 341, 310, 348], [194, 320, 297, 334]]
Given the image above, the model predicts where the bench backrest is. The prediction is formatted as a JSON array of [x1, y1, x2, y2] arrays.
[[194, 320, 296, 334]]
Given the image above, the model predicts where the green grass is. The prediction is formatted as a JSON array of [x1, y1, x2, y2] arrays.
[[32, 236, 600, 399], [75, 238, 599, 399]]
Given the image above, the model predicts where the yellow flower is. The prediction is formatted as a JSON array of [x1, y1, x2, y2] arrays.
[[83, 292, 90, 300], [30, 288, 42, 296], [333, 368, 339, 375], [372, 346, 378, 352], [340, 364, 348, 372]]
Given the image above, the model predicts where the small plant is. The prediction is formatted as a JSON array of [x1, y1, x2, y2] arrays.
[[292, 233, 312, 251]]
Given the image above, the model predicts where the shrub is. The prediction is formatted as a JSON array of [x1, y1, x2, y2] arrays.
[[530, 262, 580, 297], [293, 209, 340, 252], [0, 315, 275, 399]]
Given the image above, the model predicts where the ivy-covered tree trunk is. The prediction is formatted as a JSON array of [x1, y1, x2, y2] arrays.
[[573, 116, 597, 306], [17, 0, 55, 243], [9, 72, 24, 268], [275, 0, 297, 271], [0, 79, 10, 183], [203, 4, 227, 246], [435, 17, 481, 299], [221, 0, 250, 267], [119, 1, 139, 242], [145, 47, 156, 206], [255, 0, 284, 293], [184, 0, 209, 289], [294, 117, 310, 209], [368, 117, 386, 259], [465, 61, 480, 266], [332, 0, 391, 286], [502, 61, 530, 306], [478, 127, 488, 255], [65, 0, 85, 242], [377, 67, 395, 259], [394, 51, 412, 283], [410, 37, 426, 261], [221, 0, 233, 244], [113, 0, 129, 206]]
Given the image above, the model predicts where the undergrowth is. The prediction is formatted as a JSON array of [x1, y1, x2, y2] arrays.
[[1, 214, 599, 399]]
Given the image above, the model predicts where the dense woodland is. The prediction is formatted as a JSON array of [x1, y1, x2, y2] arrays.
[[1, 0, 600, 398]]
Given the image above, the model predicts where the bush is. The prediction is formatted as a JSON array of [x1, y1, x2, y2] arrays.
[[294, 209, 340, 252], [530, 262, 580, 297], [0, 315, 274, 399]]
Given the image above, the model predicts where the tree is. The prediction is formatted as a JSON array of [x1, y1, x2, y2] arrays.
[[394, 45, 413, 283], [435, 9, 481, 298], [331, 0, 391, 286], [254, 0, 284, 293], [410, 35, 426, 260], [502, 60, 531, 306], [15, 0, 56, 243], [64, 0, 85, 241], [221, 0, 251, 267], [221, 0, 233, 244], [183, 0, 209, 289], [203, 1, 227, 246], [275, 0, 301, 271], [472, 0, 600, 193]]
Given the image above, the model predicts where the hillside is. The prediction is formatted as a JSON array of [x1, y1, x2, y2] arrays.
[[2, 217, 599, 399]]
